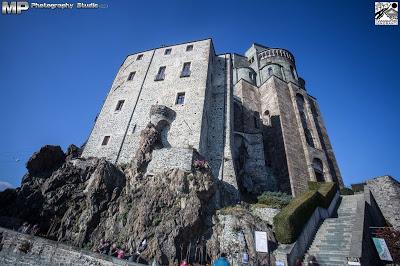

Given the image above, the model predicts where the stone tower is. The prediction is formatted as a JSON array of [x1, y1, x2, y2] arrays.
[[82, 38, 343, 199], [232, 43, 343, 196]]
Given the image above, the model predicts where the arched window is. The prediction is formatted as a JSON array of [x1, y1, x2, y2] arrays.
[[313, 158, 324, 182], [248, 71, 256, 83], [264, 110, 271, 125], [268, 67, 273, 76]]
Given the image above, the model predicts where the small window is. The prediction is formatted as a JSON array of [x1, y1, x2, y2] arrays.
[[164, 48, 172, 55], [249, 72, 256, 81], [180, 62, 191, 77], [115, 100, 125, 111], [249, 57, 254, 64], [186, 45, 193, 51], [101, 136, 110, 146], [176, 92, 185, 105], [127, 71, 136, 81], [155, 66, 166, 81], [268, 67, 273, 76], [136, 54, 143, 60]]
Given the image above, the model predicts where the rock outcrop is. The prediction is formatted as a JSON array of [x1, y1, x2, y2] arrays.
[[0, 138, 217, 265], [206, 205, 276, 266], [26, 145, 65, 176]]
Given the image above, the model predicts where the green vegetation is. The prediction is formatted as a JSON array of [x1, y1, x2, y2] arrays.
[[219, 205, 247, 216], [340, 187, 354, 195], [257, 191, 292, 209], [310, 181, 338, 208], [273, 182, 338, 244]]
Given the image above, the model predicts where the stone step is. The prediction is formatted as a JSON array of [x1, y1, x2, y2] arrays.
[[312, 240, 351, 245], [313, 253, 349, 259], [304, 195, 360, 265]]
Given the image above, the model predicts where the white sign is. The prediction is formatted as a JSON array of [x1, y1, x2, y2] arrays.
[[254, 231, 268, 253], [373, 237, 393, 261]]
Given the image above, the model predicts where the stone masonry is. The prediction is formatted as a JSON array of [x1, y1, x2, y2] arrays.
[[366, 175, 400, 229], [82, 38, 343, 198]]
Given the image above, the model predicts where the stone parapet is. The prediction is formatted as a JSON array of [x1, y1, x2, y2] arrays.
[[0, 227, 145, 266]]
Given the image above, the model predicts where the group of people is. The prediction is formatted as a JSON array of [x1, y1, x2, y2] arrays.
[[296, 255, 319, 266], [95, 238, 148, 263], [17, 222, 39, 236], [179, 253, 230, 266], [95, 238, 230, 266]]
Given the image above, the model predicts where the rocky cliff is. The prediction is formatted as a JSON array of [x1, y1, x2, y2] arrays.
[[0, 123, 277, 265]]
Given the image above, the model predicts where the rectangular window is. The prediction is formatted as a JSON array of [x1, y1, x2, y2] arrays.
[[164, 48, 172, 55], [115, 100, 125, 111], [136, 54, 143, 60], [127, 71, 136, 81], [101, 136, 110, 146], [186, 45, 193, 51], [268, 67, 273, 76], [180, 62, 191, 77], [155, 66, 166, 81], [176, 92, 185, 105]]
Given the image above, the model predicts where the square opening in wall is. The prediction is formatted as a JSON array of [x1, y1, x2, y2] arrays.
[[186, 45, 193, 51], [115, 100, 125, 111], [180, 62, 191, 77], [101, 136, 110, 146], [176, 92, 185, 105], [127, 72, 136, 81], [155, 66, 166, 81]]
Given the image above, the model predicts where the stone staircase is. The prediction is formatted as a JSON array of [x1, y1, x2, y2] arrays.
[[304, 194, 363, 266]]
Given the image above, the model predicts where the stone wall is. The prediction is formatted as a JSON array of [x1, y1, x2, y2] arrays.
[[0, 227, 144, 266], [366, 175, 400, 229], [82, 39, 214, 169]]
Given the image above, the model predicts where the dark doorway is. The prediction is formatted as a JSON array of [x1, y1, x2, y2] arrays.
[[313, 158, 325, 182]]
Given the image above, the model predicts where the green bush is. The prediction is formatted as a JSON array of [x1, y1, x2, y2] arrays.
[[340, 187, 354, 195], [273, 182, 338, 244], [257, 191, 292, 209], [311, 182, 337, 208], [273, 190, 321, 244]]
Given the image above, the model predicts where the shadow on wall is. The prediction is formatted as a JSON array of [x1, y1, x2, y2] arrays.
[[262, 115, 291, 194], [232, 102, 287, 199]]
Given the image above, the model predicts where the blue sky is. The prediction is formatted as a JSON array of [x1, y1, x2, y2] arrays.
[[0, 0, 399, 188]]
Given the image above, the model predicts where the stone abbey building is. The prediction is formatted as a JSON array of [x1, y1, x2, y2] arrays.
[[82, 38, 343, 198]]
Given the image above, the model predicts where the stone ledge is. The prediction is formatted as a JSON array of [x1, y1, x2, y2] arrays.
[[0, 227, 145, 266]]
